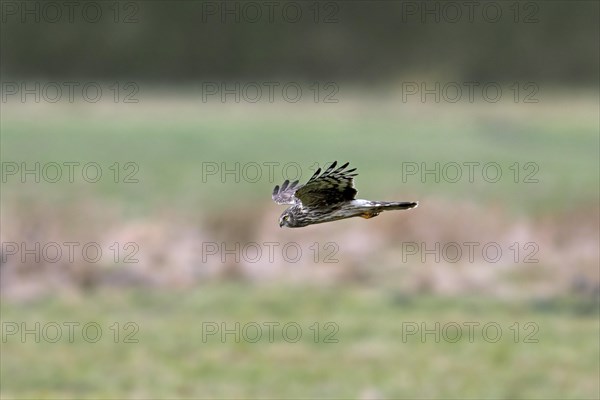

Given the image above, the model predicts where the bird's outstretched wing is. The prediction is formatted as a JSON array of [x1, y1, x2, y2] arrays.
[[294, 161, 358, 207], [272, 179, 301, 205]]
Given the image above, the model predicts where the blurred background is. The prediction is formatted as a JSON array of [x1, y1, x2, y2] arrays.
[[1, 1, 599, 398]]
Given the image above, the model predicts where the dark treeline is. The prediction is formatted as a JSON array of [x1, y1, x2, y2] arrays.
[[1, 1, 598, 83]]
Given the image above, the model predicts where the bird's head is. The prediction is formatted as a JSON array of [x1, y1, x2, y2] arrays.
[[279, 211, 294, 228], [279, 206, 311, 228]]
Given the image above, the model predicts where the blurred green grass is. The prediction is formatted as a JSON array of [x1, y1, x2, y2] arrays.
[[2, 93, 599, 399], [1, 285, 598, 399], [2, 94, 598, 216]]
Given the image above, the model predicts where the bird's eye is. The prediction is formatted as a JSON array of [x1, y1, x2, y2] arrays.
[[283, 215, 289, 221]]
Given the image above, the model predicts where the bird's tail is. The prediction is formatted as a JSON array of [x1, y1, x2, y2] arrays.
[[373, 201, 418, 211]]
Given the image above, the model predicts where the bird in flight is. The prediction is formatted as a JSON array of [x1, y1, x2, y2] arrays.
[[272, 161, 418, 228]]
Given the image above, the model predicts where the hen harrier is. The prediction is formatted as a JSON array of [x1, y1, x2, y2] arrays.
[[273, 161, 418, 228]]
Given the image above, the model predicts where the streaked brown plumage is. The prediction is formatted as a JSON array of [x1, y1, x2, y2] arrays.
[[272, 161, 418, 228]]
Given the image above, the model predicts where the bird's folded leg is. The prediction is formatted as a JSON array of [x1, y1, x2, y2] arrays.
[[360, 212, 380, 219]]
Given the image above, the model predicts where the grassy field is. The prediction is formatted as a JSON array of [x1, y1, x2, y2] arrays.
[[1, 285, 599, 399], [2, 92, 598, 216], [1, 92, 598, 399]]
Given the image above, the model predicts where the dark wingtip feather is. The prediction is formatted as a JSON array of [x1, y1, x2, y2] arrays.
[[281, 180, 290, 191], [324, 161, 337, 174], [311, 168, 321, 180]]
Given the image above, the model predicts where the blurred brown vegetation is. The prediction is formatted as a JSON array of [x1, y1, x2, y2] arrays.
[[2, 192, 598, 302]]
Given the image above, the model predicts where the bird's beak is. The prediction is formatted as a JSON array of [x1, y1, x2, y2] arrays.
[[279, 220, 284, 228]]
